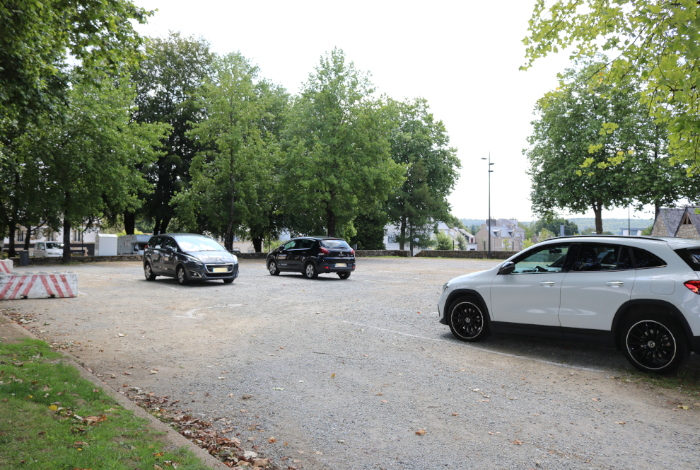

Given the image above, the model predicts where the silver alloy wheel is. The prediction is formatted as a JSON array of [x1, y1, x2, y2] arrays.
[[145, 264, 152, 279], [625, 320, 677, 371], [177, 267, 186, 284], [269, 261, 277, 275], [305, 263, 315, 278]]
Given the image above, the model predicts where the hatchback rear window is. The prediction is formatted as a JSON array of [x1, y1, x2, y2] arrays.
[[321, 239, 351, 249], [674, 248, 700, 271]]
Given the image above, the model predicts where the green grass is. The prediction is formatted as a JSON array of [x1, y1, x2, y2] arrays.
[[0, 339, 209, 469], [617, 366, 700, 402]]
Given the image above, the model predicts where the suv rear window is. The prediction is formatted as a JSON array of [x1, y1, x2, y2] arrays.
[[632, 248, 667, 269], [674, 248, 700, 271], [321, 239, 351, 249]]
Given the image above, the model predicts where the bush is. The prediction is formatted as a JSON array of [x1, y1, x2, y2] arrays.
[[435, 231, 453, 250]]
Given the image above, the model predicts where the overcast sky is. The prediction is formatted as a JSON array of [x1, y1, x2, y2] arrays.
[[133, 0, 654, 223]]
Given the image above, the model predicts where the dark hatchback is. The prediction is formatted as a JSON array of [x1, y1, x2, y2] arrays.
[[143, 233, 239, 285], [267, 237, 355, 279]]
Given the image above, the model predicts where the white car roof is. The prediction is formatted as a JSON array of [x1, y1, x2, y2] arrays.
[[538, 235, 700, 250]]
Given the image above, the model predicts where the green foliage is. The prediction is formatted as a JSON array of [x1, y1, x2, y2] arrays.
[[526, 60, 665, 234], [642, 225, 653, 236], [456, 234, 467, 250], [522, 0, 700, 173], [0, 0, 151, 132], [523, 238, 534, 249], [173, 52, 286, 251], [0, 339, 207, 469], [385, 98, 460, 251], [349, 209, 387, 250], [435, 231, 453, 250], [531, 218, 579, 237], [131, 32, 214, 235], [281, 49, 404, 237]]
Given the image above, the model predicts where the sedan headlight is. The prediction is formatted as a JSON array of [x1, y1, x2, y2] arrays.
[[443, 282, 450, 292]]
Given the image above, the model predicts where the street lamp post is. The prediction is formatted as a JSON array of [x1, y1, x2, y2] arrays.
[[481, 154, 494, 259]]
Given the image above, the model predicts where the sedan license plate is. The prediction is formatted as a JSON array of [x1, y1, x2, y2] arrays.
[[335, 263, 347, 267], [212, 267, 228, 273]]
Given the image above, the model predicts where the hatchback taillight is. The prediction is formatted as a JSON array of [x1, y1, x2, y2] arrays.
[[684, 280, 700, 294], [320, 247, 330, 255], [144, 244, 149, 249], [351, 248, 355, 255]]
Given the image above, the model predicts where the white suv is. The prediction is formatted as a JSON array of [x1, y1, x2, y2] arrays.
[[438, 236, 700, 374]]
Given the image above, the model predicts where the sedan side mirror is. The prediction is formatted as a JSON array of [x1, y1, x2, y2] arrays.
[[498, 261, 515, 275]]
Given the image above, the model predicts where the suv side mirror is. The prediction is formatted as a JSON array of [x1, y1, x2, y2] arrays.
[[498, 261, 515, 275]]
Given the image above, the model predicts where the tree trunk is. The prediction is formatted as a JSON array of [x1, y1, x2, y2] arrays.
[[8, 225, 16, 258], [159, 217, 171, 235], [252, 236, 263, 253], [62, 217, 71, 263], [409, 225, 414, 256], [153, 217, 161, 235], [24, 226, 31, 251], [327, 207, 336, 238], [399, 216, 406, 250], [224, 151, 235, 251], [593, 204, 603, 235], [124, 212, 135, 235]]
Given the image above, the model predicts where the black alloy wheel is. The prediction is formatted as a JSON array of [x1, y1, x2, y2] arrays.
[[144, 263, 156, 281], [176, 265, 189, 286], [268, 260, 280, 276], [338, 272, 351, 280], [448, 298, 489, 342], [623, 315, 689, 374], [304, 262, 318, 279]]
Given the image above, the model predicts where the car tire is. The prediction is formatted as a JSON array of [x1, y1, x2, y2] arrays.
[[144, 263, 157, 281], [176, 265, 189, 286], [268, 260, 280, 276], [303, 262, 318, 279], [223, 278, 234, 284], [338, 272, 351, 279], [621, 313, 690, 374], [448, 296, 490, 342]]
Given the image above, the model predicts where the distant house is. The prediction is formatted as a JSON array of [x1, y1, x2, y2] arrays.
[[2, 223, 100, 256], [619, 228, 645, 236], [475, 218, 526, 252], [436, 222, 477, 250], [651, 206, 700, 239]]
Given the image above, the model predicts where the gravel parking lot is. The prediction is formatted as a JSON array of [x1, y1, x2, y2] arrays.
[[4, 258, 700, 469]]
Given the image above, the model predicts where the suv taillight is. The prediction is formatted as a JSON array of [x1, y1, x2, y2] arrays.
[[351, 248, 355, 255], [320, 247, 330, 255], [684, 280, 700, 294]]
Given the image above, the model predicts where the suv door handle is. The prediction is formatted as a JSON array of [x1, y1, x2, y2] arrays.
[[606, 281, 624, 288], [540, 281, 555, 287]]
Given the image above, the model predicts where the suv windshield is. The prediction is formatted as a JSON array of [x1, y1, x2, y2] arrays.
[[46, 242, 64, 249], [321, 239, 351, 249], [175, 236, 226, 252]]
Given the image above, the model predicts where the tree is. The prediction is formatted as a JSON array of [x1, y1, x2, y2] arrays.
[[531, 218, 579, 237], [435, 231, 452, 251], [24, 74, 166, 262], [172, 53, 286, 251], [0, 0, 151, 133], [527, 62, 657, 233], [385, 98, 461, 251], [131, 32, 214, 235], [456, 234, 467, 250], [348, 209, 387, 250], [280, 49, 405, 237], [522, 0, 700, 171]]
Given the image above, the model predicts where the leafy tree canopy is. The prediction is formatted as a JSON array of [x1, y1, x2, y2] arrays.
[[522, 0, 700, 171]]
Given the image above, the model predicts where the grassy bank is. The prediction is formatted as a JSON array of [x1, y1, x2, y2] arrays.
[[0, 339, 209, 469]]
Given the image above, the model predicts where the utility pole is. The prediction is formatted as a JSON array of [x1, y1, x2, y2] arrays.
[[481, 154, 494, 259]]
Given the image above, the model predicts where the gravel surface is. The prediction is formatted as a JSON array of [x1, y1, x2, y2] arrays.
[[5, 258, 700, 469]]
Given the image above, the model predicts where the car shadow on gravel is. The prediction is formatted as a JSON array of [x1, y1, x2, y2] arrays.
[[144, 279, 238, 288]]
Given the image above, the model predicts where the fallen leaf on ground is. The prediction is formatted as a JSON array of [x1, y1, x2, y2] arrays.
[[512, 439, 522, 445], [268, 437, 277, 443], [415, 429, 425, 436], [452, 413, 458, 416], [615, 421, 626, 425]]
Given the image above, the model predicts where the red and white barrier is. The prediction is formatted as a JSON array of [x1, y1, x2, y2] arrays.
[[0, 260, 12, 274], [0, 272, 78, 300]]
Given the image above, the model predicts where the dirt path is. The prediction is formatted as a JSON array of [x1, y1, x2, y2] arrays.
[[4, 258, 700, 469]]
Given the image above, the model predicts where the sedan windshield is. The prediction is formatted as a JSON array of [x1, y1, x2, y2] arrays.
[[321, 239, 351, 249], [175, 236, 226, 252], [46, 242, 64, 249]]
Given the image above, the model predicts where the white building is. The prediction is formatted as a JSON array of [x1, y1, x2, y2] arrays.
[[2, 224, 100, 256]]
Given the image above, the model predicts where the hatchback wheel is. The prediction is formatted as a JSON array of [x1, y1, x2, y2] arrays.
[[268, 260, 280, 276], [304, 262, 318, 279], [338, 272, 351, 280], [622, 314, 689, 374], [448, 297, 489, 342], [176, 265, 189, 285], [144, 263, 156, 281]]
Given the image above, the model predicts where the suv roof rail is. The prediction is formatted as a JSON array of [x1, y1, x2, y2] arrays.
[[547, 235, 665, 242]]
